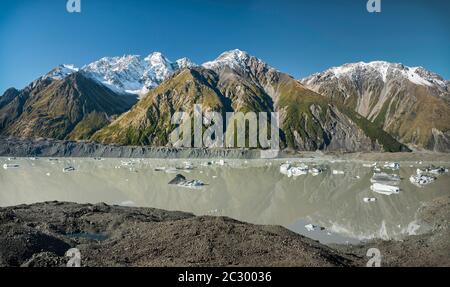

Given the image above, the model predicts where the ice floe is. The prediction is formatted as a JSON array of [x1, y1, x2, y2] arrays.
[[305, 224, 325, 232], [168, 174, 206, 189], [63, 166, 76, 173], [370, 183, 400, 195], [363, 197, 377, 203], [121, 160, 134, 167], [3, 163, 19, 170], [332, 170, 345, 175], [279, 163, 309, 177], [363, 163, 377, 168], [409, 174, 436, 187], [417, 165, 448, 175], [409, 165, 447, 187], [370, 172, 401, 184], [309, 167, 324, 176], [383, 162, 400, 170]]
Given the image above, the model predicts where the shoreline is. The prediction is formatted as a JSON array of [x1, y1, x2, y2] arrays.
[[1, 137, 450, 161], [1, 196, 448, 267]]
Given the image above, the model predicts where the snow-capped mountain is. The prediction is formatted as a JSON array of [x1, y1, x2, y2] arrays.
[[2, 51, 449, 152], [42, 64, 79, 81], [301, 61, 450, 152], [202, 49, 275, 74], [302, 61, 448, 91], [30, 53, 196, 96], [82, 52, 196, 95], [203, 49, 253, 71]]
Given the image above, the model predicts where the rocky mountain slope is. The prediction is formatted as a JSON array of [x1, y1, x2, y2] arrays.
[[3, 50, 446, 152], [92, 50, 406, 152], [0, 71, 137, 140], [301, 62, 450, 152]]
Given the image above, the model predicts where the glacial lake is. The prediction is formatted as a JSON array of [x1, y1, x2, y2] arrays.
[[1, 157, 449, 244]]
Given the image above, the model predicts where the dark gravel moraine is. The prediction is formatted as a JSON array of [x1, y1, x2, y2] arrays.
[[0, 196, 449, 267]]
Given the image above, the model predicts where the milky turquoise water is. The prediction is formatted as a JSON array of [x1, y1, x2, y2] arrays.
[[1, 157, 449, 244]]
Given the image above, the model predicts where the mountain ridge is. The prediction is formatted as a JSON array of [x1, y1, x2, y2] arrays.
[[301, 61, 450, 152], [1, 49, 447, 152]]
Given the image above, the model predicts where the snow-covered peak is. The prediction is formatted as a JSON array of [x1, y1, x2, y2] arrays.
[[43, 64, 79, 80], [303, 61, 447, 89], [81, 53, 196, 95], [203, 49, 254, 71], [175, 57, 196, 70], [144, 52, 170, 66]]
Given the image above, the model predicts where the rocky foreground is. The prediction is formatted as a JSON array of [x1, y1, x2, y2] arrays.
[[1, 196, 449, 267]]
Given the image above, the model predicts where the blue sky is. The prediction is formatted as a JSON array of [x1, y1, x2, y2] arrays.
[[0, 0, 449, 94]]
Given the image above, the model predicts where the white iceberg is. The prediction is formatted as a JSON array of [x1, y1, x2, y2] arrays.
[[121, 161, 134, 167], [280, 163, 309, 177], [332, 170, 345, 175], [3, 163, 19, 170], [363, 163, 377, 167], [370, 172, 401, 184], [309, 167, 324, 176], [168, 174, 206, 189], [177, 180, 205, 189], [215, 160, 225, 166], [279, 163, 291, 175], [383, 162, 400, 170], [422, 166, 448, 175], [409, 174, 436, 187], [363, 197, 377, 203], [370, 183, 400, 195], [164, 167, 178, 174], [305, 224, 324, 232], [63, 166, 76, 173]]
